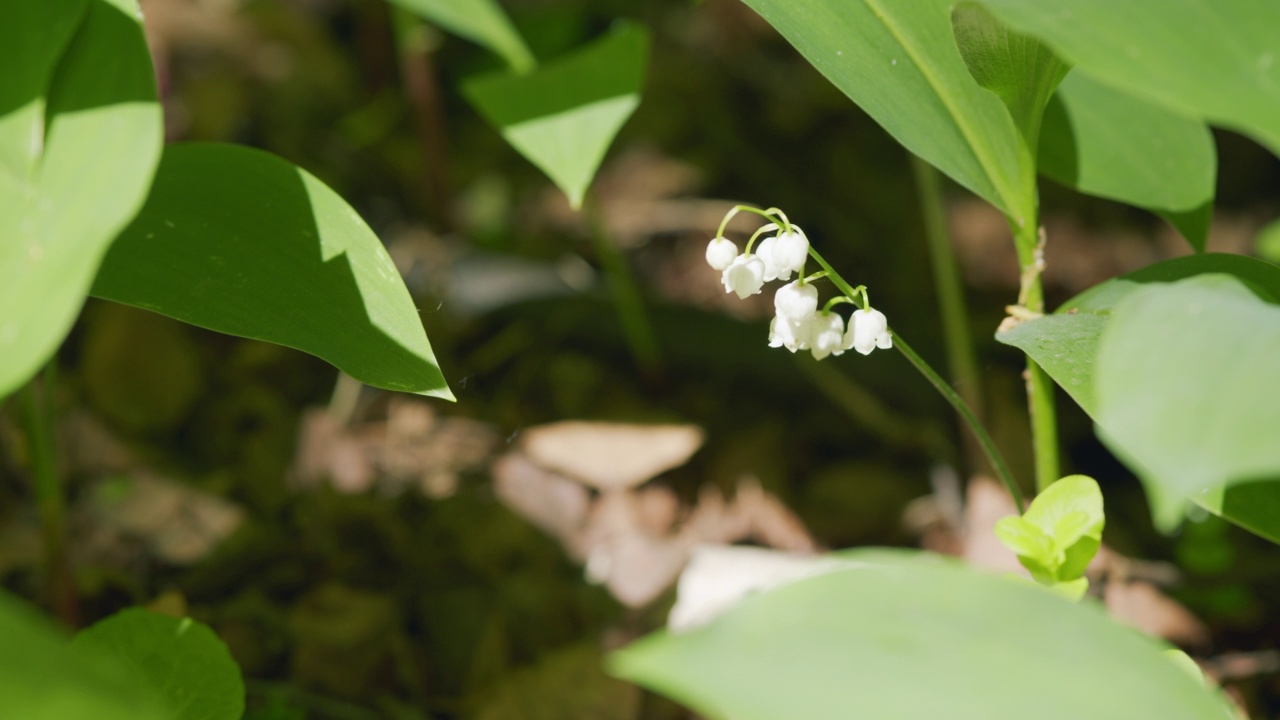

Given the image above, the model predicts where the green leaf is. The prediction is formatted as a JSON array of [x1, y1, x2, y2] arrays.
[[997, 254, 1280, 415], [1022, 475, 1103, 581], [73, 609, 244, 720], [1038, 72, 1217, 250], [0, 0, 88, 176], [609, 550, 1227, 720], [90, 143, 452, 398], [0, 0, 162, 397], [952, 3, 1069, 150], [993, 516, 1056, 581], [386, 0, 533, 73], [1096, 275, 1280, 529], [1197, 481, 1280, 546], [998, 255, 1280, 539], [463, 23, 648, 210], [976, 0, 1280, 157], [739, 0, 1029, 219], [0, 591, 167, 720]]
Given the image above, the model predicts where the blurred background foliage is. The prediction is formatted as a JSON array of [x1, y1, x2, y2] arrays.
[[4, 0, 1280, 717]]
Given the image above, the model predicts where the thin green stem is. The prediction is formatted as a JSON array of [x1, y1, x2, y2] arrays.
[[894, 335, 1025, 512], [910, 155, 989, 478], [808, 245, 1025, 511], [586, 194, 661, 373], [20, 365, 77, 623]]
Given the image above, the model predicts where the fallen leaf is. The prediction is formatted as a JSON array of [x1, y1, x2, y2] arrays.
[[519, 421, 704, 491]]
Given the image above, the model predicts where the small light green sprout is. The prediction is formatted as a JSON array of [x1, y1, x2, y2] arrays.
[[995, 474, 1104, 600]]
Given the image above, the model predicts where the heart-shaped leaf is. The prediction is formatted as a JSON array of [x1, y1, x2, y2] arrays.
[[463, 23, 648, 210], [91, 143, 452, 398]]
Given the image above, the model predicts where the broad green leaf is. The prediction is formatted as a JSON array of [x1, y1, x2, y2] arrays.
[[386, 0, 533, 73], [1039, 72, 1216, 250], [73, 609, 244, 720], [1197, 481, 1280, 546], [0, 0, 87, 176], [998, 256, 1280, 538], [91, 143, 453, 399], [0, 0, 162, 397], [976, 0, 1280, 157], [0, 592, 167, 720], [952, 3, 1069, 150], [463, 23, 648, 210], [610, 550, 1227, 720], [997, 254, 1280, 415], [739, 0, 1029, 220], [1096, 275, 1280, 529]]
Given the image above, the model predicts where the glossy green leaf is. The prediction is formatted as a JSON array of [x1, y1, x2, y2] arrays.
[[739, 0, 1029, 220], [386, 0, 533, 73], [72, 609, 243, 720], [1039, 72, 1217, 250], [976, 0, 1280, 156], [1096, 275, 1280, 529], [463, 23, 648, 210], [0, 592, 167, 720], [610, 550, 1227, 720], [998, 255, 1280, 538], [1197, 481, 1280, 546], [0, 0, 162, 397], [952, 3, 1069, 150], [997, 254, 1280, 414], [91, 143, 452, 399]]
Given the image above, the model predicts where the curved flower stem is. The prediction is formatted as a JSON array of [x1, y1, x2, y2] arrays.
[[893, 335, 1025, 512], [809, 246, 1025, 512]]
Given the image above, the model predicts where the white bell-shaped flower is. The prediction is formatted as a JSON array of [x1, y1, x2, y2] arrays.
[[769, 312, 816, 352], [848, 307, 892, 355], [721, 254, 766, 299], [754, 236, 784, 282], [773, 280, 818, 325], [705, 237, 738, 271], [770, 225, 809, 278], [809, 311, 846, 361]]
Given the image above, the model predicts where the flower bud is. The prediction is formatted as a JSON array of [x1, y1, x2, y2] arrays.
[[705, 237, 739, 271]]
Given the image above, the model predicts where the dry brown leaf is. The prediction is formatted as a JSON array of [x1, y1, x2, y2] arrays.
[[492, 453, 590, 544], [85, 473, 244, 565], [293, 402, 497, 498], [519, 421, 704, 491]]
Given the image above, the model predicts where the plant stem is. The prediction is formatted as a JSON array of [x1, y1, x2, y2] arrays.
[[19, 365, 77, 624], [894, 335, 1024, 512], [585, 194, 661, 374], [808, 248, 1024, 511], [910, 155, 988, 478], [1011, 213, 1059, 493]]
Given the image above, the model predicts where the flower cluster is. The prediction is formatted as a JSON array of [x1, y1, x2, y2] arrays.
[[706, 212, 892, 361]]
